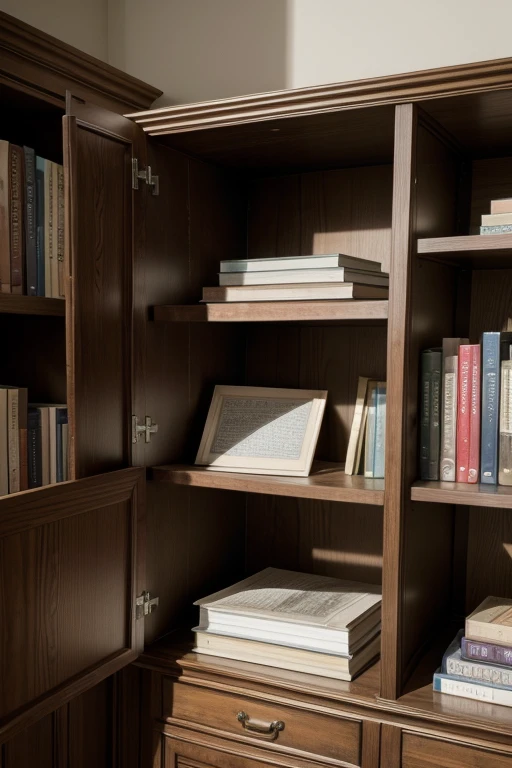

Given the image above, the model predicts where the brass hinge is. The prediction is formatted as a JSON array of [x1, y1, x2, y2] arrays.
[[136, 591, 159, 620], [132, 415, 159, 444], [132, 157, 159, 195]]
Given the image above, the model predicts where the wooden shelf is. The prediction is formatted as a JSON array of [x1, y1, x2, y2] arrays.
[[417, 234, 512, 268], [151, 462, 385, 505], [0, 295, 65, 316], [411, 480, 512, 508], [152, 300, 389, 324]]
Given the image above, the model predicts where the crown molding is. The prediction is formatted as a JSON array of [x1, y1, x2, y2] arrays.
[[0, 11, 161, 113]]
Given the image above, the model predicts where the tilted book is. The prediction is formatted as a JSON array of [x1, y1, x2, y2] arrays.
[[220, 253, 383, 273], [466, 596, 512, 646], [499, 360, 512, 486], [345, 376, 369, 475], [462, 636, 512, 667], [481, 332, 500, 484]]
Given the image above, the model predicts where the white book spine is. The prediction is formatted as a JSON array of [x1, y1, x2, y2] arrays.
[[441, 356, 458, 481], [434, 674, 512, 707]]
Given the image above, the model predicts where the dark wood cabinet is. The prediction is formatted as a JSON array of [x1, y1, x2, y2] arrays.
[[3, 9, 512, 768]]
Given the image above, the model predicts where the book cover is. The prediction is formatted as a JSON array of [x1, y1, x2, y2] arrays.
[[468, 344, 481, 483], [461, 636, 512, 667], [27, 407, 42, 489], [481, 332, 500, 484], [456, 345, 471, 483], [0, 389, 8, 496], [373, 383, 386, 479], [219, 253, 383, 274], [466, 596, 512, 646], [481, 213, 512, 226], [23, 147, 37, 296], [443, 631, 512, 687], [35, 156, 45, 297], [218, 268, 389, 287], [433, 670, 512, 707], [0, 140, 10, 293], [56, 164, 65, 298], [441, 355, 458, 481], [499, 359, 512, 486], [420, 348, 442, 481], [44, 159, 54, 298], [345, 376, 369, 475], [202, 283, 388, 302], [9, 144, 24, 294], [364, 382, 378, 478], [491, 199, 512, 215]]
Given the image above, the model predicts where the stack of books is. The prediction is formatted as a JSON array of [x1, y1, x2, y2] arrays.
[[345, 377, 387, 478], [434, 597, 512, 708], [480, 198, 512, 235], [193, 567, 381, 681], [201, 254, 389, 303], [0, 389, 68, 497], [0, 140, 64, 298], [420, 333, 512, 484]]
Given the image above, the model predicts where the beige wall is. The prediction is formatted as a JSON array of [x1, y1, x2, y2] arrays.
[[0, 0, 108, 61]]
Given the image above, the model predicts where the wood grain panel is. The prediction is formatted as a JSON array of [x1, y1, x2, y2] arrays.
[[402, 732, 512, 768], [469, 270, 512, 336], [2, 713, 54, 768], [466, 507, 512, 612], [470, 156, 512, 235], [0, 468, 144, 743], [68, 679, 113, 768]]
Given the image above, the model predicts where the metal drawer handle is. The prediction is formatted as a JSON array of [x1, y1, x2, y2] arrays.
[[236, 711, 285, 741]]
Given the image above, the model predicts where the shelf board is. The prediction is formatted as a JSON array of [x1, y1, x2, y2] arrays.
[[151, 462, 385, 505], [417, 234, 512, 268], [0, 295, 65, 316], [152, 300, 389, 324], [411, 480, 512, 508]]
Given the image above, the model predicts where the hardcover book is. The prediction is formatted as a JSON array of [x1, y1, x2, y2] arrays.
[[9, 144, 24, 294], [23, 146, 37, 296], [218, 267, 389, 287], [491, 199, 512, 215], [443, 632, 512, 687], [420, 348, 442, 481], [202, 283, 388, 302], [433, 670, 512, 707], [481, 332, 500, 484], [0, 389, 8, 497], [466, 596, 512, 646], [499, 360, 512, 486], [373, 383, 386, 479], [364, 381, 378, 478], [441, 338, 468, 482], [480, 224, 512, 235], [27, 407, 42, 489], [462, 636, 512, 667], [456, 345, 472, 483], [468, 344, 481, 483], [219, 253, 383, 273], [35, 156, 45, 297], [345, 376, 369, 475], [0, 140, 10, 293]]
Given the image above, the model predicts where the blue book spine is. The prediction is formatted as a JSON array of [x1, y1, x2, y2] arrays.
[[481, 332, 500, 484], [55, 407, 68, 483], [35, 156, 45, 297], [373, 384, 386, 478]]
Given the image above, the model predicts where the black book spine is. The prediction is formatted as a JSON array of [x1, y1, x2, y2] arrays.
[[27, 407, 42, 488], [23, 147, 37, 296], [35, 156, 45, 297], [420, 348, 442, 480]]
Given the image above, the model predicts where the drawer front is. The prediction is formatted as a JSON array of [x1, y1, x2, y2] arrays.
[[165, 735, 278, 768], [402, 733, 512, 768], [164, 680, 362, 766]]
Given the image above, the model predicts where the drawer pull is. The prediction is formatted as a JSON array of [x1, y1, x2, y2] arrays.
[[236, 711, 285, 741]]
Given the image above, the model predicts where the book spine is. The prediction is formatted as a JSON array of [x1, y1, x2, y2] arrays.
[[0, 141, 10, 293], [499, 360, 512, 486], [27, 408, 42, 488], [23, 147, 37, 296], [481, 332, 500, 484], [364, 385, 377, 478], [491, 200, 512, 215], [461, 636, 512, 666], [480, 224, 512, 235], [444, 655, 512, 686], [57, 164, 65, 298], [433, 673, 512, 706], [441, 355, 457, 481], [373, 385, 386, 478], [7, 389, 19, 494], [420, 352, 432, 480], [420, 350, 441, 480], [9, 145, 24, 294], [457, 345, 471, 483], [468, 344, 481, 483], [35, 156, 45, 297], [430, 355, 442, 480], [44, 160, 53, 298]]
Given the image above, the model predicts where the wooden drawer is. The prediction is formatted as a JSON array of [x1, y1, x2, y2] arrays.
[[163, 679, 362, 766], [402, 732, 512, 768]]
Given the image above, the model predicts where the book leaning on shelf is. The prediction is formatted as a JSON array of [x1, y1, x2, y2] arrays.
[[345, 376, 386, 478], [0, 139, 64, 298], [201, 254, 389, 303], [193, 567, 381, 681]]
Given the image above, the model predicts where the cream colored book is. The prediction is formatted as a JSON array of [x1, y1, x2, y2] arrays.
[[44, 159, 54, 298], [220, 253, 383, 273], [491, 199, 512, 215], [218, 268, 389, 287], [202, 283, 388, 303], [466, 596, 512, 645], [364, 381, 379, 478], [193, 630, 380, 681], [0, 389, 8, 496], [345, 376, 369, 475], [482, 212, 512, 226], [195, 567, 381, 654], [49, 406, 57, 484]]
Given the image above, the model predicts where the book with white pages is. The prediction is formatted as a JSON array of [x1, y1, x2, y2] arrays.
[[202, 283, 388, 303], [220, 253, 383, 273], [218, 268, 389, 287], [192, 629, 380, 681], [194, 567, 381, 654]]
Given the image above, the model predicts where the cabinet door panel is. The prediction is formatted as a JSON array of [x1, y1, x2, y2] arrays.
[[64, 96, 146, 478], [0, 467, 144, 744], [402, 732, 512, 768], [164, 737, 279, 768]]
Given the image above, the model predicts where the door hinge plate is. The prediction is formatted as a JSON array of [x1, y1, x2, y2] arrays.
[[136, 591, 159, 620], [132, 415, 159, 444], [132, 157, 159, 195]]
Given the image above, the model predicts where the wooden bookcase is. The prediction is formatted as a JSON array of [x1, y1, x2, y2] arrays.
[[2, 11, 512, 767]]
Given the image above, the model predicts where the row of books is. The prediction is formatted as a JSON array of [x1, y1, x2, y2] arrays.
[[345, 377, 386, 479], [420, 333, 512, 485], [0, 141, 64, 298], [434, 597, 512, 708], [193, 567, 382, 681], [0, 388, 68, 497], [480, 197, 512, 235], [201, 253, 389, 303]]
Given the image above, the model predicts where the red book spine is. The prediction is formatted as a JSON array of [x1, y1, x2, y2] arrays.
[[468, 344, 481, 483], [457, 345, 471, 482]]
